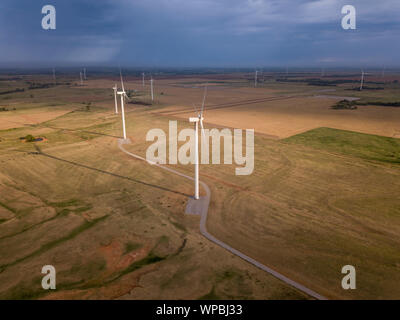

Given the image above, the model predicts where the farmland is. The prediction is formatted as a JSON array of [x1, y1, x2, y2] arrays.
[[0, 71, 399, 299]]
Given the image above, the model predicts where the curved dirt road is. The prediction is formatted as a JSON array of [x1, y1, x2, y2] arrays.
[[118, 139, 327, 300]]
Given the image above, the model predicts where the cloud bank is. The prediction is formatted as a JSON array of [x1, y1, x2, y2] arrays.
[[1, 0, 399, 67]]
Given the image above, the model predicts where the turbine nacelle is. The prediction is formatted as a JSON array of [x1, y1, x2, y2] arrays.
[[189, 117, 204, 123]]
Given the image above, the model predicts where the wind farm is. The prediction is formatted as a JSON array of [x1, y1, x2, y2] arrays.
[[0, 0, 400, 304], [0, 68, 399, 301]]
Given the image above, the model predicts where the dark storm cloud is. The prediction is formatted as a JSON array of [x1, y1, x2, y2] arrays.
[[0, 0, 399, 67]]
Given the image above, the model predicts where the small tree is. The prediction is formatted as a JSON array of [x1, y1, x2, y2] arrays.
[[25, 134, 35, 142]]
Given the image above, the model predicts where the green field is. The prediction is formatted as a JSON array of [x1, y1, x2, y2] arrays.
[[285, 127, 400, 164]]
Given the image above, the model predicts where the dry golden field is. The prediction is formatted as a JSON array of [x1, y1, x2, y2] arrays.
[[0, 72, 399, 299]]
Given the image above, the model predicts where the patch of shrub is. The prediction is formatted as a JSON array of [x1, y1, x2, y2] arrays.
[[331, 100, 357, 110], [349, 86, 384, 91], [357, 101, 400, 107], [24, 134, 36, 142], [0, 88, 25, 95]]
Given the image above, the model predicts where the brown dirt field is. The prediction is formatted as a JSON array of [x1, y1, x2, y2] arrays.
[[158, 96, 400, 139]]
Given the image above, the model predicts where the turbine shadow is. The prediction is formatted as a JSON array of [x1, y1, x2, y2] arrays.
[[45, 125, 122, 139], [32, 145, 190, 198]]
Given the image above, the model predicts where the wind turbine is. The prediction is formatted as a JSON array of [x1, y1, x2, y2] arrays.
[[113, 83, 118, 114], [254, 70, 258, 88], [360, 70, 366, 91], [83, 68, 87, 80], [189, 86, 207, 200], [360, 70, 374, 91], [117, 70, 129, 140], [79, 71, 83, 86], [150, 77, 154, 101], [142, 73, 145, 87], [359, 70, 365, 91]]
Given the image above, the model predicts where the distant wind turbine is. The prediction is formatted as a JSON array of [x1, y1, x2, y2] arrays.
[[79, 71, 83, 86], [150, 77, 154, 101], [360, 70, 365, 91], [142, 73, 145, 87], [83, 68, 87, 80], [360, 70, 373, 91], [254, 70, 258, 88], [189, 86, 207, 200]]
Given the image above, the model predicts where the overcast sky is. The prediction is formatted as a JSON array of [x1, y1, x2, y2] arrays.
[[1, 0, 399, 68]]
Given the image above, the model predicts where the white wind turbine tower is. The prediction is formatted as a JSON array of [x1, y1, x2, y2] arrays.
[[79, 71, 83, 86], [189, 86, 207, 200], [360, 69, 366, 91], [83, 68, 87, 80], [254, 70, 258, 87], [113, 83, 118, 114], [359, 70, 364, 91], [150, 77, 154, 101], [117, 70, 129, 140]]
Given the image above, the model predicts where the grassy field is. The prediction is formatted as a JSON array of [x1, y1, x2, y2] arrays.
[[0, 73, 399, 300], [285, 127, 400, 164]]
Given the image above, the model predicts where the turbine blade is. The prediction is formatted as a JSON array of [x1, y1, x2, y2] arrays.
[[200, 85, 208, 117], [200, 119, 206, 142], [120, 68, 125, 93]]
